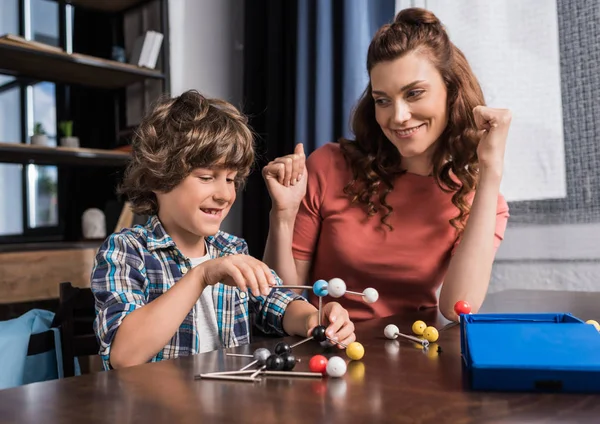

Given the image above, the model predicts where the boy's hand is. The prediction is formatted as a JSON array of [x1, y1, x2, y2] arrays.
[[306, 302, 356, 349], [197, 255, 277, 297]]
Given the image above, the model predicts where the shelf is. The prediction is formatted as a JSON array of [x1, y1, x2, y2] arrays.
[[0, 142, 130, 167], [59, 0, 153, 13], [0, 241, 102, 254], [0, 37, 163, 89]]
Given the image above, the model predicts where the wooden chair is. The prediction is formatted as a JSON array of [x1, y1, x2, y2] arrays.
[[26, 329, 55, 356], [52, 282, 99, 377]]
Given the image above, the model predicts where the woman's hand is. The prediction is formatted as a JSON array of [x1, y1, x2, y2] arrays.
[[473, 106, 512, 178], [262, 143, 308, 218]]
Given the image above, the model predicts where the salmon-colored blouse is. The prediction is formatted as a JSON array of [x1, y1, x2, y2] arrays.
[[292, 143, 509, 322]]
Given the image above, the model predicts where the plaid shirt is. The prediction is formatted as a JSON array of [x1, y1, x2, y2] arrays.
[[91, 215, 305, 370]]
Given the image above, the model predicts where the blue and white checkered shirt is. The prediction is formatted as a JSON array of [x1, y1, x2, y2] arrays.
[[91, 215, 305, 370]]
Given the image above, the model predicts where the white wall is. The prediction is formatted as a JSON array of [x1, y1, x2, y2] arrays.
[[168, 0, 245, 235]]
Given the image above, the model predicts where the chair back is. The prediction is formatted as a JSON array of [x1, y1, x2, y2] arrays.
[[52, 282, 98, 377]]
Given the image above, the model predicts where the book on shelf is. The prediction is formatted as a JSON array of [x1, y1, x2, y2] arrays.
[[129, 30, 164, 69]]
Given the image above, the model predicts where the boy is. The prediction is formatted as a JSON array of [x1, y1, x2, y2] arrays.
[[91, 90, 355, 370]]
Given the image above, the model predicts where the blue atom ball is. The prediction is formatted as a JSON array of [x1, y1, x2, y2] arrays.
[[313, 280, 329, 297]]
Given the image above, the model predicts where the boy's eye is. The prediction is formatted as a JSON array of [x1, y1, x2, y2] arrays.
[[226, 178, 235, 184], [198, 176, 213, 182]]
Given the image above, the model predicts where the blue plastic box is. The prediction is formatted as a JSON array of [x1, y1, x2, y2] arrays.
[[460, 313, 600, 393]]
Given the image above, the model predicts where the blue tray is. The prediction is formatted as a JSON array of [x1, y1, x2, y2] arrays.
[[460, 313, 600, 393]]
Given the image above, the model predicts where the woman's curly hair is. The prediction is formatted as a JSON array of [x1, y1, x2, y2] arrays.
[[119, 90, 254, 215], [339, 7, 484, 232]]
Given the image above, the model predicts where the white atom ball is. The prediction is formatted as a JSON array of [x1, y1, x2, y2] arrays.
[[328, 278, 346, 298], [326, 356, 347, 378], [384, 324, 399, 340], [362, 288, 379, 304]]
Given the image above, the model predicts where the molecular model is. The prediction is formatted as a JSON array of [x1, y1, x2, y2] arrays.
[[383, 300, 472, 349], [196, 278, 378, 383]]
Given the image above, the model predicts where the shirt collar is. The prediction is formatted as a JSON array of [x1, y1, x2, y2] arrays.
[[145, 215, 176, 252], [144, 215, 226, 257]]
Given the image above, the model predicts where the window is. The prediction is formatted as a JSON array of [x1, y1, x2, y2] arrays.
[[30, 0, 60, 47], [0, 0, 68, 242], [0, 0, 22, 238], [0, 82, 24, 237], [0, 0, 19, 36], [28, 82, 59, 229]]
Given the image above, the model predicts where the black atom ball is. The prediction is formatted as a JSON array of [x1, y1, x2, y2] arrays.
[[312, 325, 327, 342], [281, 354, 297, 371], [266, 354, 284, 371], [274, 342, 292, 356]]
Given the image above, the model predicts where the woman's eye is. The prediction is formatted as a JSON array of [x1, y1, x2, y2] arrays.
[[407, 90, 424, 98], [374, 98, 389, 105]]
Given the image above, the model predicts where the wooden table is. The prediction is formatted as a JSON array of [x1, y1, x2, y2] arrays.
[[1, 289, 599, 423]]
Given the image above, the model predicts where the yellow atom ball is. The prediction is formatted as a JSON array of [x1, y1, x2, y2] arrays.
[[422, 326, 439, 343], [586, 320, 600, 332], [412, 320, 427, 336], [346, 342, 365, 361]]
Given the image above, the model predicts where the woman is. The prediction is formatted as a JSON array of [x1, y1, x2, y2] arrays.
[[262, 8, 510, 322]]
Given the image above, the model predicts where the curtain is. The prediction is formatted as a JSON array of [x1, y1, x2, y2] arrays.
[[241, 0, 299, 257], [242, 0, 395, 257], [296, 0, 394, 151]]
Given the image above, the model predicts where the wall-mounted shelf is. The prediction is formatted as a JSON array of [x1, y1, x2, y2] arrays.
[[0, 142, 130, 167], [56, 0, 153, 13], [0, 37, 163, 89], [0, 241, 102, 254]]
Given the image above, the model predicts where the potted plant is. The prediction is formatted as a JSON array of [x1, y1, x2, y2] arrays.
[[31, 122, 48, 146], [59, 120, 79, 148]]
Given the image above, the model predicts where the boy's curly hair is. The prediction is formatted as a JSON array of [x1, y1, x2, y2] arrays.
[[119, 90, 254, 215]]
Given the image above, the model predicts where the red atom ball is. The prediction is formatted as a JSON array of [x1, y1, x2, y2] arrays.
[[309, 354, 328, 375], [454, 300, 471, 316]]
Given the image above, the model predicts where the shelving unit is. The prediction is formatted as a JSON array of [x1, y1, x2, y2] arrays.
[[0, 0, 169, 323], [0, 0, 169, 248]]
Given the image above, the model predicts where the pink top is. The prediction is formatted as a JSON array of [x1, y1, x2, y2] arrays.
[[292, 143, 509, 322]]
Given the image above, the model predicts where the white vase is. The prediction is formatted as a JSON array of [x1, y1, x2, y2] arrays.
[[60, 136, 80, 148], [82, 208, 106, 239], [31, 134, 49, 146]]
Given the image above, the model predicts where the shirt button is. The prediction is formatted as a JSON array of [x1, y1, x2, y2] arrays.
[[239, 292, 246, 299]]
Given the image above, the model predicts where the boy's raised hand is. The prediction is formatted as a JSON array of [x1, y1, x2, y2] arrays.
[[262, 143, 307, 217], [306, 302, 356, 349], [197, 255, 277, 297]]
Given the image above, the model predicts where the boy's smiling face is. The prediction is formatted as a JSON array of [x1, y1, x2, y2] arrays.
[[155, 167, 237, 249]]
